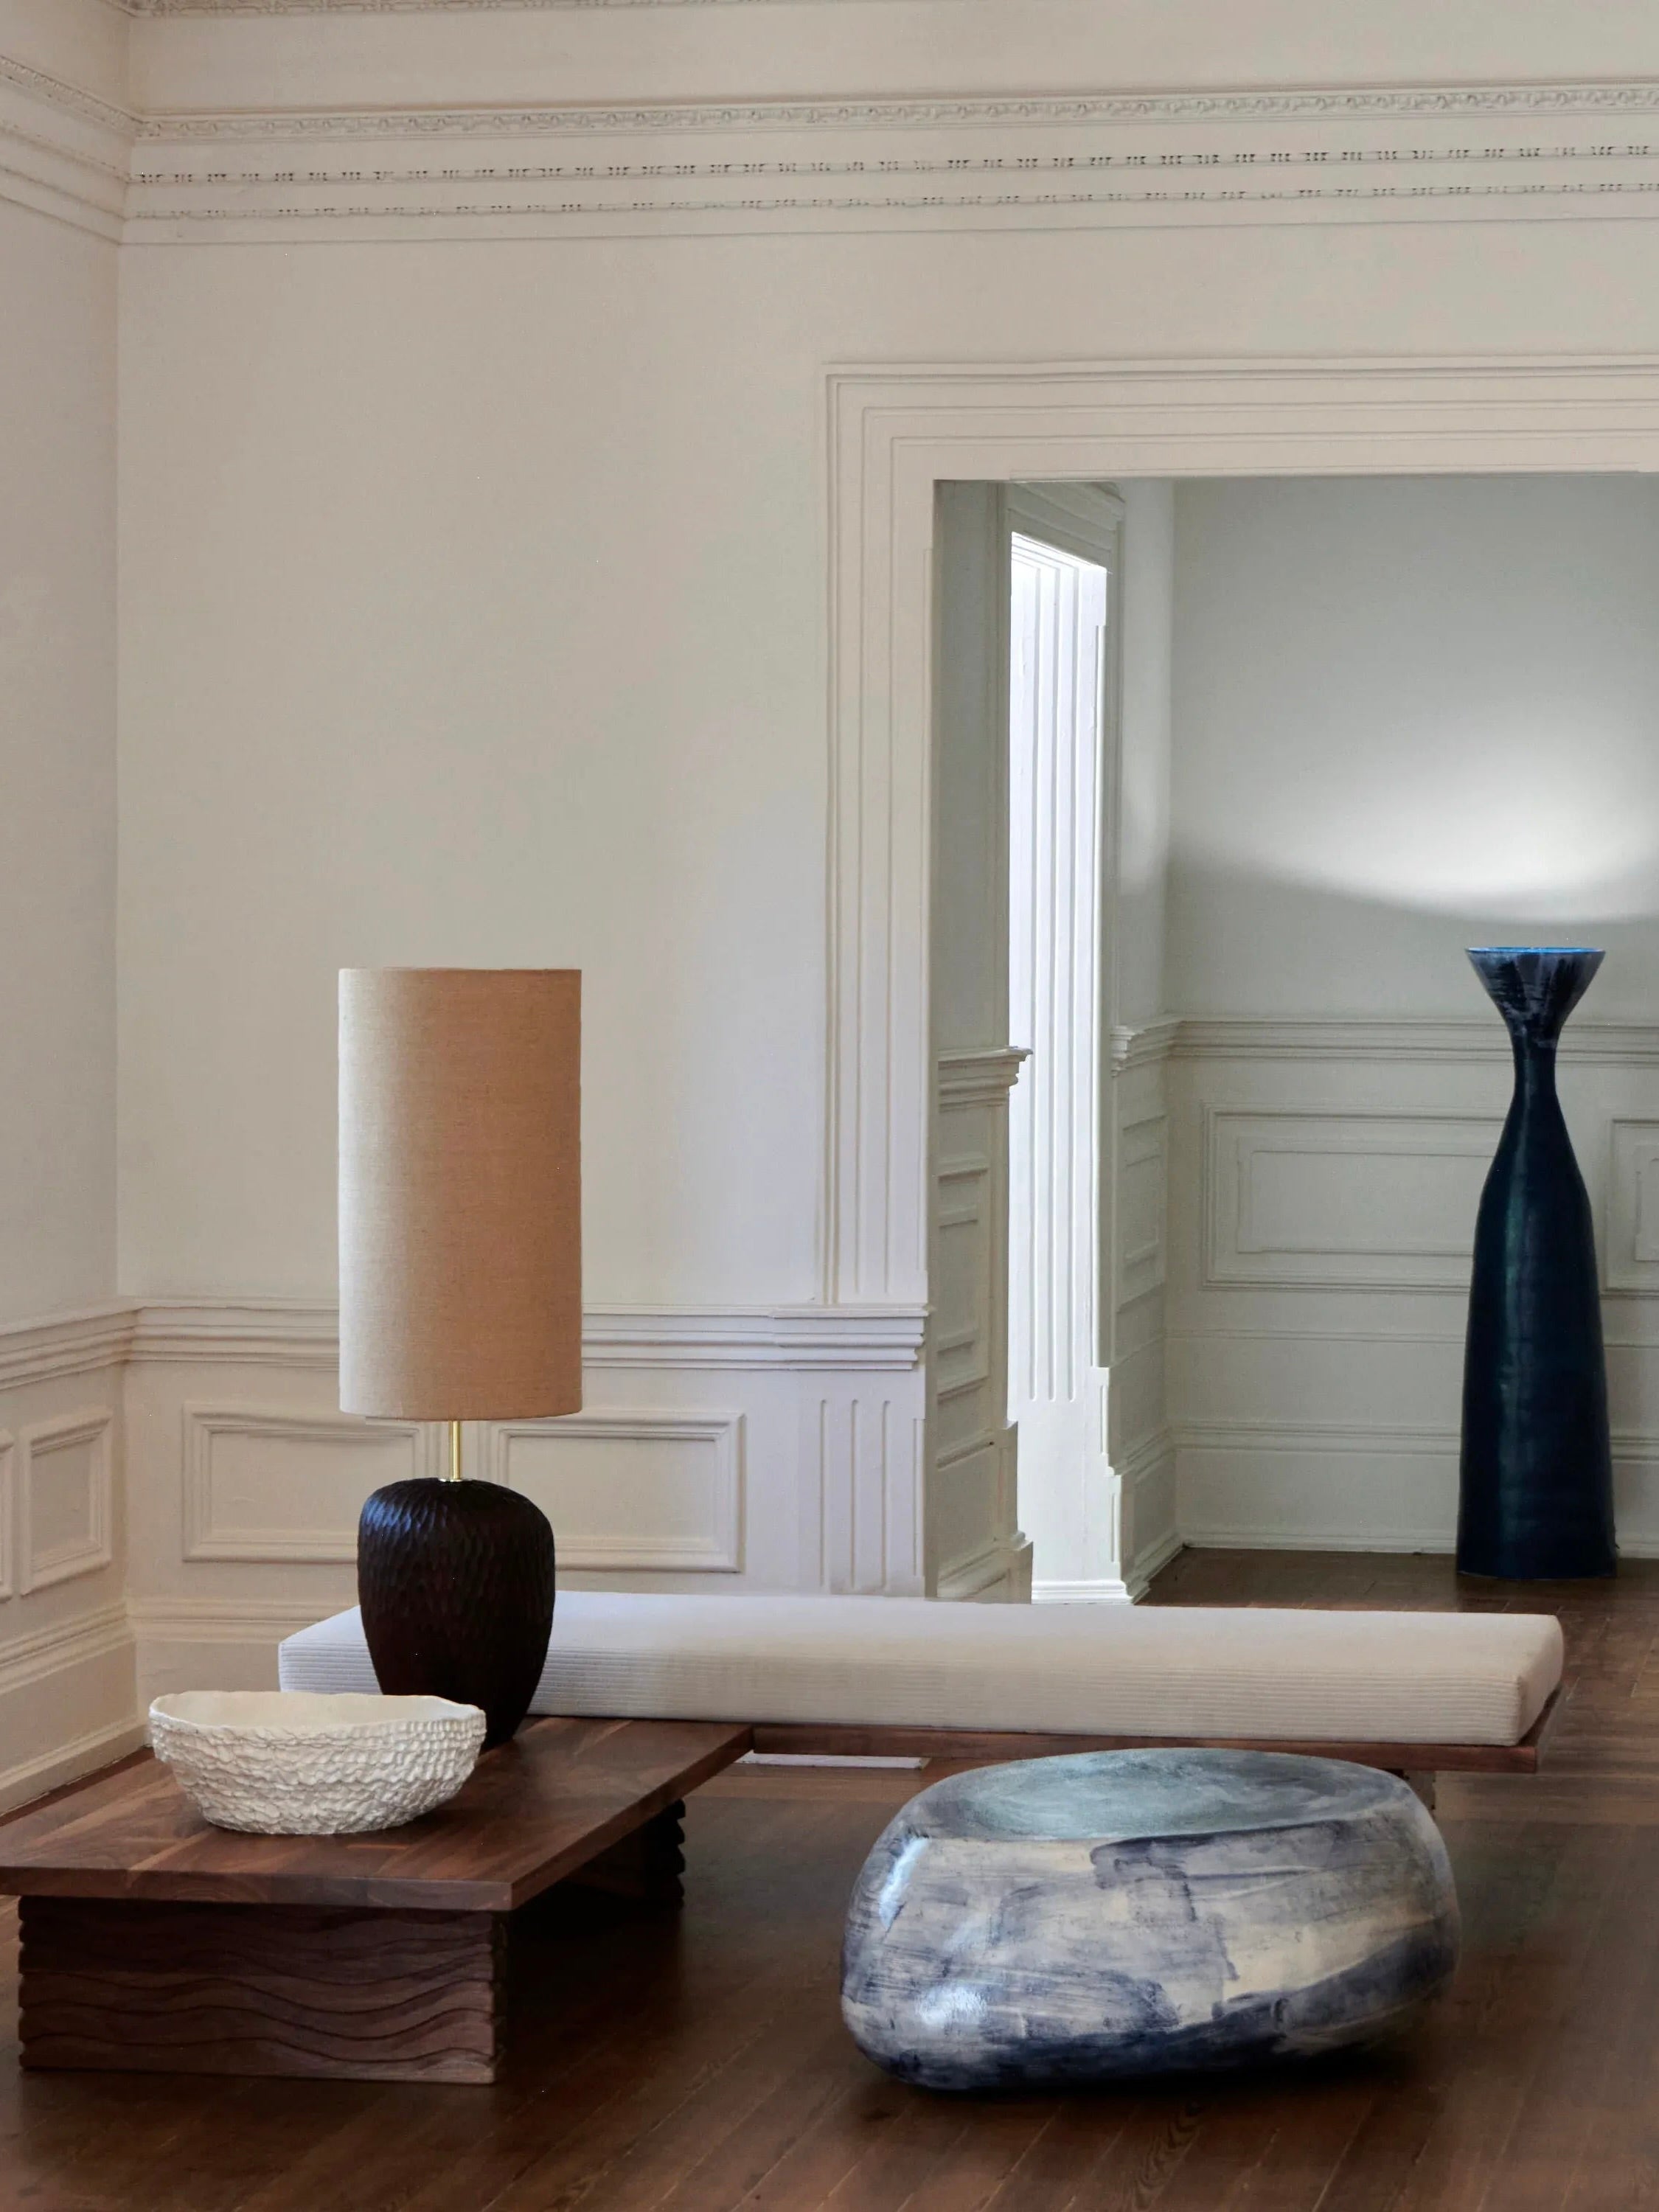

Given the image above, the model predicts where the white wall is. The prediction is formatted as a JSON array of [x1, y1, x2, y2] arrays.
[[1116, 482, 1176, 1034], [116, 243, 830, 1310], [1107, 483, 1178, 1587], [0, 196, 116, 1321], [1165, 476, 1659, 1554], [0, 166, 131, 1801], [1169, 476, 1659, 1018]]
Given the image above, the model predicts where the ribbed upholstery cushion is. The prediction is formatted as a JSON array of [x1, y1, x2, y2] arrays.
[[278, 1593, 1562, 1748]]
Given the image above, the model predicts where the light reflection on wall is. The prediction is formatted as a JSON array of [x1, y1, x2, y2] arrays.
[[1204, 708, 1659, 920], [1169, 475, 1659, 1010]]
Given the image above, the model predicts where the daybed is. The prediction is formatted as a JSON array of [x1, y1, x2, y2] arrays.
[[279, 1591, 1564, 1788]]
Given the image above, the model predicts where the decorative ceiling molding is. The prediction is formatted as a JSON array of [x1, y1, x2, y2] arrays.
[[119, 0, 893, 12], [15, 36, 1659, 241], [0, 54, 136, 139], [0, 55, 134, 237], [123, 136, 1659, 236], [115, 75, 1659, 236], [131, 79, 1659, 142]]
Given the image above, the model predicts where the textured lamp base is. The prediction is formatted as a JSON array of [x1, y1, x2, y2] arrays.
[[358, 1479, 555, 1747]]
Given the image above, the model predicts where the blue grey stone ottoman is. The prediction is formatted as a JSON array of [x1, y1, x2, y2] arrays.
[[841, 1748, 1459, 2090]]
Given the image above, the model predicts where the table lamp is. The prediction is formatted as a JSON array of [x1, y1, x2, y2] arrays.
[[338, 967, 581, 1746]]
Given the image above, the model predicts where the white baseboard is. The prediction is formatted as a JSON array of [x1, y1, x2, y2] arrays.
[[0, 1716, 148, 1818], [1183, 1528, 1659, 1561], [126, 1597, 337, 1638], [1032, 1576, 1133, 1604], [1181, 1528, 1455, 1554], [1125, 1527, 1185, 1598], [936, 1533, 1033, 1601], [0, 1603, 141, 1815], [128, 1596, 336, 1705]]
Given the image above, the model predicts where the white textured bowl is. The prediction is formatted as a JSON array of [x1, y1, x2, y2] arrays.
[[148, 1690, 487, 1835]]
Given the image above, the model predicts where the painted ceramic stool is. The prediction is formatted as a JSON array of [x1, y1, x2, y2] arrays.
[[841, 1747, 1459, 2090]]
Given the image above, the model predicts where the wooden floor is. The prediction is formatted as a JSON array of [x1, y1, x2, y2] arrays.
[[4, 1551, 1657, 2211]]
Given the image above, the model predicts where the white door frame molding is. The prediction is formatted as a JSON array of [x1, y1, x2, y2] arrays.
[[1004, 501, 1124, 1599], [823, 354, 1659, 1312]]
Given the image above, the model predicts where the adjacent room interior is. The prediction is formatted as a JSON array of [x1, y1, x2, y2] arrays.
[[959, 471, 1659, 1609], [4, 0, 1658, 2202]]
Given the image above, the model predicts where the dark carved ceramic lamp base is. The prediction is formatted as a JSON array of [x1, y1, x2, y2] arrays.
[[358, 1478, 556, 1746]]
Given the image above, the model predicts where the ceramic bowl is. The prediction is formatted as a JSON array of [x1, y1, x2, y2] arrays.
[[148, 1689, 487, 1835]]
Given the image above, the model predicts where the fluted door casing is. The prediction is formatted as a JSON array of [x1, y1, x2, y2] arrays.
[[1458, 947, 1615, 1580]]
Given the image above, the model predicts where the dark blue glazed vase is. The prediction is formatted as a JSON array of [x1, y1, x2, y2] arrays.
[[1458, 947, 1615, 1579]]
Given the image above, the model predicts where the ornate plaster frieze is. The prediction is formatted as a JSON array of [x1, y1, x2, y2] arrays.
[[15, 32, 1659, 239], [124, 136, 1659, 233], [0, 54, 134, 236], [119, 0, 858, 11], [122, 1, 909, 11], [0, 53, 136, 139], [114, 72, 1659, 232], [131, 80, 1659, 142]]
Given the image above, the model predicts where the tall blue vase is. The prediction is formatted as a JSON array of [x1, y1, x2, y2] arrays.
[[1458, 947, 1615, 1579]]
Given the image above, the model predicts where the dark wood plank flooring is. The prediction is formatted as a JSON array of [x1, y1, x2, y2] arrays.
[[3, 1551, 1655, 2211]]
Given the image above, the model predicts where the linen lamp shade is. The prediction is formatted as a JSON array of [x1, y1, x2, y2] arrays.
[[338, 967, 582, 1421], [340, 966, 579, 1747]]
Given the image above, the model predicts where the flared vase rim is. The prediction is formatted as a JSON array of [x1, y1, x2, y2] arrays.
[[1467, 945, 1603, 958]]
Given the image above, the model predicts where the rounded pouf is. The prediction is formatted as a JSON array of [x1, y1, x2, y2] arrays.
[[841, 1748, 1459, 2090]]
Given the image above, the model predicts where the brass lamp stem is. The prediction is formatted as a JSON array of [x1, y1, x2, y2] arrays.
[[448, 1418, 462, 1483]]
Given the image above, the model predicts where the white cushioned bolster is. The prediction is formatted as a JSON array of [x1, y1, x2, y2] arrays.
[[278, 1593, 1562, 1748]]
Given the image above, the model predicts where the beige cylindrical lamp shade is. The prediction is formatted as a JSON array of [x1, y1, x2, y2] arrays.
[[339, 968, 581, 1420]]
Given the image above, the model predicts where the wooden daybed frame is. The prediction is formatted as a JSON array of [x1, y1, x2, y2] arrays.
[[744, 1686, 1565, 1807]]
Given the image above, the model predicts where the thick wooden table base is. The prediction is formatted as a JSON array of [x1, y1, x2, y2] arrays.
[[15, 1804, 689, 2084], [18, 1896, 504, 2084], [0, 1722, 742, 2086], [566, 1798, 686, 1909]]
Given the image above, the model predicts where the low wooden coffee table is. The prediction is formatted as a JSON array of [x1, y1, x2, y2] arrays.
[[0, 1715, 751, 2084]]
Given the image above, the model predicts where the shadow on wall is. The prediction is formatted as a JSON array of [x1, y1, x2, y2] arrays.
[[1165, 858, 1659, 1018]]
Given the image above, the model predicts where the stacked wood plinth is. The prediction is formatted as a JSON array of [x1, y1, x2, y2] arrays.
[[20, 1897, 504, 2084], [567, 1801, 686, 1908], [0, 1717, 751, 2086]]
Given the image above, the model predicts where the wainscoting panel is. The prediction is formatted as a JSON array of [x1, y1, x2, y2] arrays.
[[1107, 1026, 1178, 1595], [1204, 1108, 1500, 1293], [488, 1411, 743, 1573], [183, 1405, 443, 1563], [930, 1048, 1027, 1603], [933, 1150, 993, 1413], [802, 1378, 928, 1596], [1169, 1018, 1659, 1557], [0, 1430, 13, 1601], [1607, 1119, 1659, 1293], [17, 1408, 114, 1593], [1119, 1111, 1169, 1307], [0, 1319, 136, 1811], [122, 1301, 932, 1703]]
